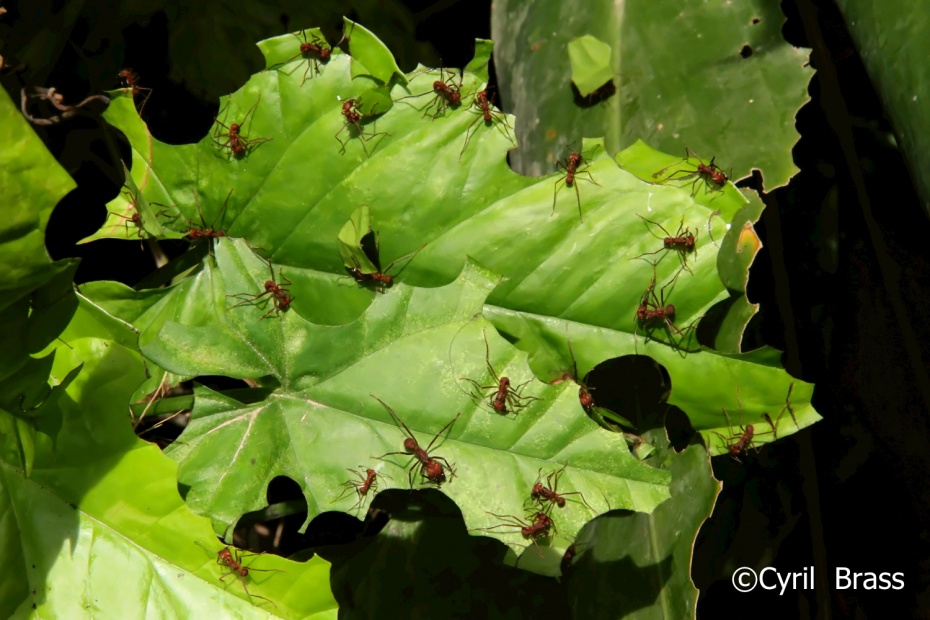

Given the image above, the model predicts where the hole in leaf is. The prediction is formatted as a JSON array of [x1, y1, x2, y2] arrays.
[[665, 406, 697, 452], [583, 355, 671, 432], [571, 80, 616, 108], [233, 476, 316, 557], [740, 45, 753, 58]]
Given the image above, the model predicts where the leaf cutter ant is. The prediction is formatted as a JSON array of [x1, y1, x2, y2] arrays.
[[475, 511, 556, 556], [552, 146, 601, 222], [346, 241, 427, 293], [397, 65, 463, 118], [652, 147, 730, 196], [212, 97, 272, 159], [112, 188, 146, 243], [459, 88, 515, 159], [226, 254, 294, 320], [528, 463, 594, 515], [158, 189, 232, 241], [371, 394, 458, 488], [279, 30, 338, 85], [334, 466, 390, 515], [335, 98, 389, 156], [460, 326, 541, 416], [118, 68, 152, 116], [634, 214, 698, 275], [711, 385, 781, 462], [200, 544, 280, 606], [635, 272, 694, 346]]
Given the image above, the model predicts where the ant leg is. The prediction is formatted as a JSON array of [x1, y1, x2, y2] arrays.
[[552, 178, 566, 215], [424, 412, 460, 453]]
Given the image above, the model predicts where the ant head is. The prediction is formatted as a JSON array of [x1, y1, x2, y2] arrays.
[[665, 304, 675, 317], [579, 386, 595, 409], [426, 461, 446, 484], [745, 424, 754, 434], [320, 47, 332, 61], [263, 280, 276, 291], [531, 482, 545, 495], [450, 92, 462, 105], [492, 400, 508, 413], [377, 273, 393, 286], [366, 468, 377, 477]]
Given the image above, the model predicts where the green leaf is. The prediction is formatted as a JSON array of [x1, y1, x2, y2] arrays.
[[484, 311, 820, 459], [491, 1, 813, 188], [344, 18, 403, 84], [0, 85, 79, 477], [337, 205, 380, 274], [79, 162, 176, 244], [566, 432, 720, 617], [84, 29, 822, 579], [0, 297, 337, 616], [96, 245, 671, 571], [567, 35, 614, 97]]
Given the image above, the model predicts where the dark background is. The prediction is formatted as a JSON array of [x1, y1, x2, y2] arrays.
[[3, 0, 929, 618]]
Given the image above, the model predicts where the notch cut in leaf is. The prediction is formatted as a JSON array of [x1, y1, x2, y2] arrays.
[[567, 35, 614, 97]]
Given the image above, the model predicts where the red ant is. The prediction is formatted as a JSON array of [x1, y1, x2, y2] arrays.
[[561, 543, 577, 573], [635, 274, 693, 345], [459, 88, 514, 159], [398, 66, 463, 118], [227, 254, 293, 320], [529, 463, 593, 514], [712, 384, 795, 462], [346, 242, 427, 293], [461, 326, 541, 416], [335, 466, 389, 515], [335, 98, 389, 155], [371, 394, 458, 487], [118, 68, 152, 116], [477, 512, 555, 555], [284, 30, 335, 85], [154, 189, 232, 245], [212, 97, 271, 159], [113, 188, 146, 242], [553, 147, 601, 222], [652, 147, 729, 196], [200, 544, 279, 605], [634, 214, 698, 275]]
